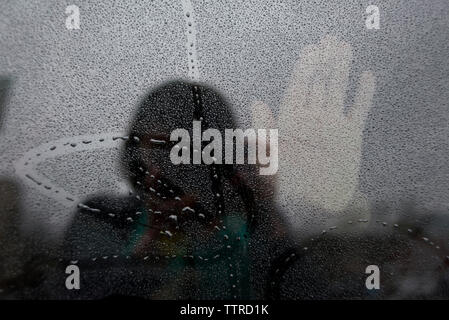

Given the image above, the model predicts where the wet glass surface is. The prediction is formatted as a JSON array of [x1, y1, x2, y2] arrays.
[[0, 0, 449, 300]]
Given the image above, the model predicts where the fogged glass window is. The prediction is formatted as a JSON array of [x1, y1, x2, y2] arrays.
[[1, 0, 449, 300]]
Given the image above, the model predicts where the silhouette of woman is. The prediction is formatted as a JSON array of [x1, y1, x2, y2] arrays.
[[62, 80, 291, 299]]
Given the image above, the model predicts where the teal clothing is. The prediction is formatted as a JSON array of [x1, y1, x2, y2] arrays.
[[126, 209, 250, 299]]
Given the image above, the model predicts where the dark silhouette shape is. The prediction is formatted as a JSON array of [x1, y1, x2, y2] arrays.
[[61, 81, 291, 299], [0, 76, 12, 132]]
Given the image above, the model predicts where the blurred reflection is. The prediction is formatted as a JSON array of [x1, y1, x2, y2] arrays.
[[269, 205, 449, 299], [3, 80, 448, 300], [61, 81, 291, 299], [43, 81, 449, 300], [0, 79, 50, 298], [0, 179, 51, 299], [0, 76, 11, 132]]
